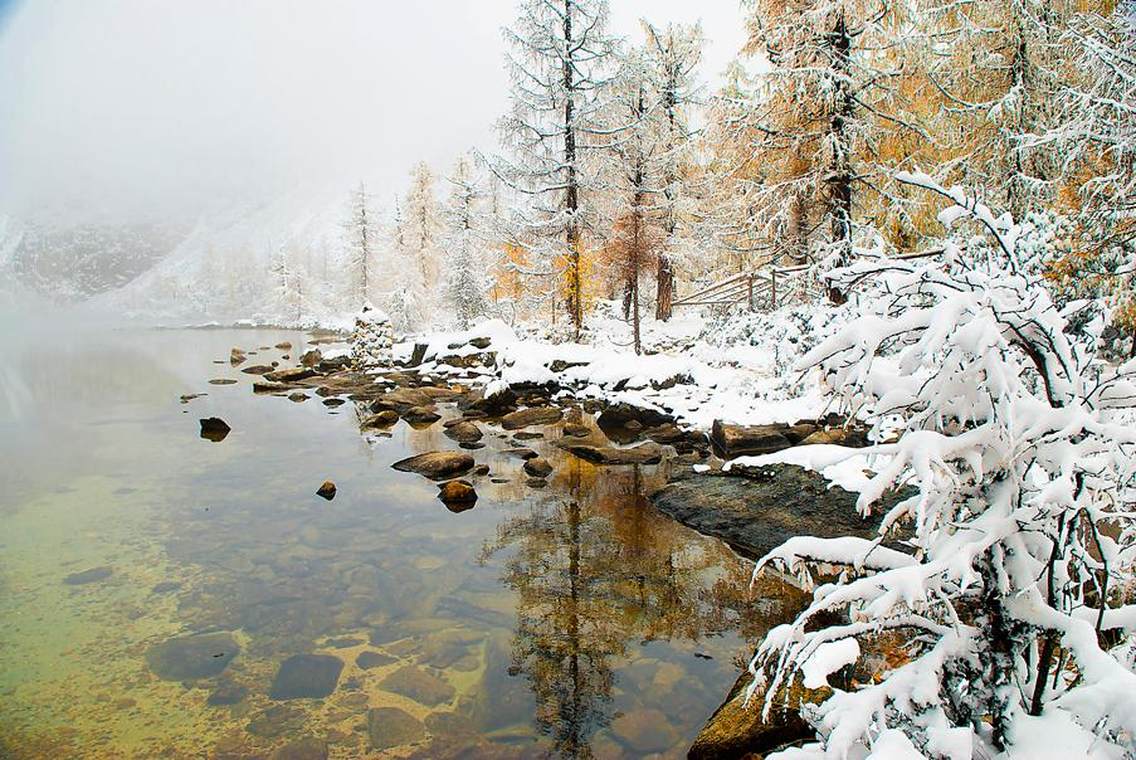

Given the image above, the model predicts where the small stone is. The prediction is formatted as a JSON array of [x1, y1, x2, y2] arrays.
[[502, 447, 538, 460], [402, 406, 441, 424], [391, 452, 475, 481], [180, 393, 206, 404], [316, 481, 337, 500], [289, 392, 309, 403], [199, 417, 231, 442], [443, 421, 483, 444], [526, 478, 548, 488], [209, 378, 238, 385], [240, 364, 275, 375], [438, 480, 478, 512], [322, 398, 346, 407], [362, 410, 399, 429], [230, 348, 247, 365], [275, 341, 293, 350], [300, 348, 322, 367], [611, 708, 680, 754]]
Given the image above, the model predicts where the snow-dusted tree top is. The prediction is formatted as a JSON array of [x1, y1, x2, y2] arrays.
[[749, 175, 1136, 759]]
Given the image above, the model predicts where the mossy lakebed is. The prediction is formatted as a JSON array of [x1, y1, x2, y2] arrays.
[[0, 328, 809, 758]]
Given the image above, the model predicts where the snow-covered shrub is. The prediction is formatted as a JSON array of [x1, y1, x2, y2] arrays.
[[752, 174, 1136, 759]]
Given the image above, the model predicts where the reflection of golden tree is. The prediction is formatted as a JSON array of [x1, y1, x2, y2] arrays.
[[481, 459, 764, 758]]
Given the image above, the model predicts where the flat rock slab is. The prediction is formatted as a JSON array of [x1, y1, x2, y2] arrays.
[[500, 407, 562, 430], [391, 452, 475, 481], [146, 632, 239, 681], [269, 654, 344, 700], [650, 464, 886, 561], [367, 706, 425, 750], [559, 442, 664, 465], [710, 420, 797, 458]]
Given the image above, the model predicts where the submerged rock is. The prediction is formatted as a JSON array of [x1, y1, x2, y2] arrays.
[[379, 665, 455, 707], [611, 708, 680, 755], [391, 452, 475, 481], [208, 378, 238, 385], [558, 442, 663, 465], [356, 651, 396, 670], [241, 364, 275, 375], [367, 706, 425, 750], [145, 632, 239, 681], [500, 406, 562, 430], [268, 654, 344, 700], [315, 481, 337, 500], [270, 736, 328, 760], [207, 681, 249, 706], [64, 566, 113, 585], [199, 417, 231, 442], [247, 704, 307, 738]]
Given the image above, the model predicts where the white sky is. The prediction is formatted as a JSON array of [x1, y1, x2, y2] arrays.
[[0, 0, 747, 224]]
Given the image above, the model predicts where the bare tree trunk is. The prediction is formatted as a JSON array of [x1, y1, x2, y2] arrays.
[[827, 11, 854, 271], [563, 2, 582, 341]]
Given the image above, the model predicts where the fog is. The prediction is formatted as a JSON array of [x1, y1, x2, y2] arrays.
[[0, 0, 746, 226]]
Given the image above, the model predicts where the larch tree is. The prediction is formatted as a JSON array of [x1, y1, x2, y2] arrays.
[[443, 154, 492, 329], [269, 243, 302, 324], [722, 0, 918, 269], [344, 181, 376, 310], [491, 0, 621, 340], [403, 162, 443, 295], [642, 20, 703, 321], [384, 196, 428, 333]]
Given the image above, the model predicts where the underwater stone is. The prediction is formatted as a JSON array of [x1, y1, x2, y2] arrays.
[[367, 707, 425, 750], [355, 651, 396, 670], [269, 654, 344, 700], [145, 632, 239, 681], [64, 566, 113, 585], [379, 665, 455, 707]]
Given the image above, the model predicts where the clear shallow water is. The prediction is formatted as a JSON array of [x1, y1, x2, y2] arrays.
[[0, 328, 803, 758]]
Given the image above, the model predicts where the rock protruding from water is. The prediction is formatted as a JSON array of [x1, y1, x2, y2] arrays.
[[500, 406, 562, 430], [651, 465, 884, 561], [522, 457, 553, 478], [145, 632, 239, 681], [438, 480, 477, 511], [316, 481, 337, 500], [367, 707, 425, 750], [688, 671, 816, 760], [230, 347, 247, 365], [391, 452, 475, 481], [443, 421, 483, 444], [558, 442, 664, 465], [268, 654, 344, 700], [199, 417, 231, 442]]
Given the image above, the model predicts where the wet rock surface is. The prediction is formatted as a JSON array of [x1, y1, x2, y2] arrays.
[[379, 665, 456, 707], [145, 632, 239, 681], [392, 452, 475, 481], [199, 417, 231, 442], [499, 407, 562, 430], [710, 420, 796, 458], [438, 480, 477, 511], [268, 654, 344, 700], [688, 671, 817, 760], [651, 464, 885, 561], [558, 442, 664, 465]]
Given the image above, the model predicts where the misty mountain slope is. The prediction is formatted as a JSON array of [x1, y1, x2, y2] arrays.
[[91, 188, 360, 324]]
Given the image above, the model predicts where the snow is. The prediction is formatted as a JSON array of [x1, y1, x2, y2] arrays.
[[724, 444, 885, 494], [801, 638, 861, 689]]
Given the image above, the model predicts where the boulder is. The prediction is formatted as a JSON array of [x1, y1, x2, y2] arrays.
[[469, 385, 517, 416], [362, 410, 400, 429], [597, 402, 673, 430], [299, 348, 322, 367], [688, 671, 818, 760], [558, 442, 664, 465], [710, 420, 794, 458], [443, 421, 483, 444], [401, 406, 441, 424], [522, 457, 553, 478], [391, 452, 475, 481], [265, 366, 317, 383], [315, 481, 337, 500], [500, 406, 562, 430], [650, 465, 897, 561]]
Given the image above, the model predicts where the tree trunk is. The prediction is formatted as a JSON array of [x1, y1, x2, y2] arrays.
[[563, 2, 582, 341], [827, 11, 854, 271]]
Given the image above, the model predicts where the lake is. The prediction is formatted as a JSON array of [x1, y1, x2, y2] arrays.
[[0, 327, 801, 758]]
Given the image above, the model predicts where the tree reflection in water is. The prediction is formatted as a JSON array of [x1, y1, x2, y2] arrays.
[[481, 458, 791, 758]]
